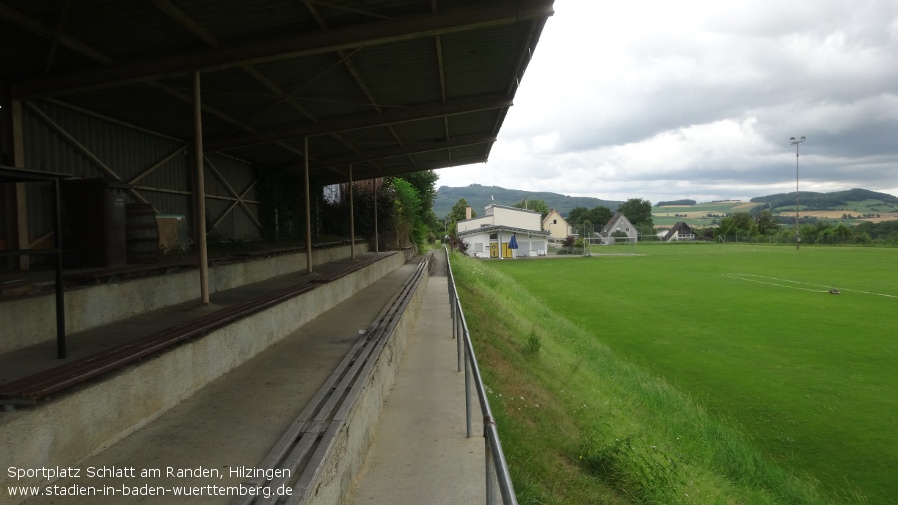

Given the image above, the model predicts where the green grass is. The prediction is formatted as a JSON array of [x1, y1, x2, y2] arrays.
[[453, 244, 897, 504]]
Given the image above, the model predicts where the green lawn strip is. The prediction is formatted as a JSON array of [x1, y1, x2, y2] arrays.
[[453, 252, 830, 504], [487, 244, 897, 503]]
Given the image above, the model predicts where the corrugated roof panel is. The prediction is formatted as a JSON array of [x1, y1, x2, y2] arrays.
[[349, 38, 443, 108], [446, 109, 505, 137], [307, 0, 431, 29], [175, 0, 313, 45], [390, 118, 449, 144], [441, 23, 529, 99]]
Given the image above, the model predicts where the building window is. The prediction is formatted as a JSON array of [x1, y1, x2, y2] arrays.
[[474, 243, 484, 252], [489, 233, 498, 240]]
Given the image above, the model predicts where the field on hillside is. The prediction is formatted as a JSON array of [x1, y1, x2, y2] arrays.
[[655, 199, 898, 228], [654, 201, 761, 227], [484, 245, 897, 504]]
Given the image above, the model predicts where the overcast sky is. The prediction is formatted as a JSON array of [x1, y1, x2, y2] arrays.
[[435, 0, 898, 204]]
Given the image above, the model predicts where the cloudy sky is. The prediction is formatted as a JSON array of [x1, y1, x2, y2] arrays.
[[435, 0, 898, 204]]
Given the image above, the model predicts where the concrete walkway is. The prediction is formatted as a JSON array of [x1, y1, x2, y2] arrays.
[[349, 254, 485, 505]]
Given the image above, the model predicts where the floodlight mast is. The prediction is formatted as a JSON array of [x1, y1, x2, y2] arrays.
[[790, 136, 806, 250]]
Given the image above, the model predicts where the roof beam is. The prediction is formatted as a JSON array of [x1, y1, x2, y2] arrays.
[[312, 154, 488, 185], [309, 133, 495, 169], [11, 0, 555, 98], [204, 93, 512, 151]]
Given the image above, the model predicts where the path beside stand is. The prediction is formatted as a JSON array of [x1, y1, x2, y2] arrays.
[[350, 252, 486, 504]]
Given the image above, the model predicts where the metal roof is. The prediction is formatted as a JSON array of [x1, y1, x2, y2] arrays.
[[0, 0, 554, 184]]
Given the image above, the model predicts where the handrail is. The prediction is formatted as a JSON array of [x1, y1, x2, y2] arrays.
[[444, 245, 518, 505]]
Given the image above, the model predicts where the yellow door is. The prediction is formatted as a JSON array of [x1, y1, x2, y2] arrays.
[[502, 242, 512, 258], [489, 243, 499, 258]]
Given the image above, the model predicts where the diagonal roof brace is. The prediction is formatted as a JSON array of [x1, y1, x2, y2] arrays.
[[11, 0, 555, 99]]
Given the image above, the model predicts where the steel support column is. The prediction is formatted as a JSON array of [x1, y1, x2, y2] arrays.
[[0, 85, 14, 270], [304, 136, 313, 273], [349, 164, 355, 260], [52, 178, 65, 358], [10, 99, 28, 270], [374, 178, 379, 253], [193, 71, 210, 304]]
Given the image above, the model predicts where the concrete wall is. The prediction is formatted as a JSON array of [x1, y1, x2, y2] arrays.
[[298, 259, 428, 505], [491, 205, 541, 230], [0, 243, 367, 354], [0, 250, 405, 500], [456, 205, 542, 235]]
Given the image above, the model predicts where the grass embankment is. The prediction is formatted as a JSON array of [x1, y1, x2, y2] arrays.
[[451, 249, 852, 505]]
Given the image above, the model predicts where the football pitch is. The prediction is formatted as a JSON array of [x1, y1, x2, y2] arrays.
[[487, 243, 898, 503]]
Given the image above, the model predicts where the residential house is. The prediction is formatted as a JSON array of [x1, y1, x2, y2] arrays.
[[542, 209, 571, 241], [663, 221, 696, 241], [600, 213, 638, 243], [456, 205, 549, 258]]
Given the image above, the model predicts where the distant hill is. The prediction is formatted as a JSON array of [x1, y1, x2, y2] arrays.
[[434, 184, 623, 218], [750, 188, 898, 210]]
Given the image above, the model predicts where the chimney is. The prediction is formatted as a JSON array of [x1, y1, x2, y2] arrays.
[[465, 206, 472, 220]]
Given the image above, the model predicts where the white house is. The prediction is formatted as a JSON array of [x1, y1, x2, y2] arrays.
[[542, 209, 571, 241], [457, 205, 549, 258], [600, 213, 638, 243]]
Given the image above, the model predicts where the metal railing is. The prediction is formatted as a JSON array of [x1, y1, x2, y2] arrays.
[[444, 246, 518, 505]]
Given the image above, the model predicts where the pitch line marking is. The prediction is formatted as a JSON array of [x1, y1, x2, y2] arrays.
[[721, 273, 898, 298]]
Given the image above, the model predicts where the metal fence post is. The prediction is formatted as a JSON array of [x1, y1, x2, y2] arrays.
[[456, 305, 463, 372], [464, 336, 473, 438], [485, 439, 496, 505]]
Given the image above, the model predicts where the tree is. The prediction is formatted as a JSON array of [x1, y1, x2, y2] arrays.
[[755, 209, 780, 235], [587, 206, 613, 228], [512, 198, 549, 220], [617, 198, 653, 229], [717, 212, 757, 237], [387, 178, 422, 248], [567, 206, 613, 235], [446, 198, 475, 234], [397, 170, 438, 216], [567, 206, 589, 225], [398, 170, 440, 232]]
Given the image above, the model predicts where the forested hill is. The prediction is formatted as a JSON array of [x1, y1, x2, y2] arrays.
[[434, 184, 623, 218], [750, 188, 898, 210]]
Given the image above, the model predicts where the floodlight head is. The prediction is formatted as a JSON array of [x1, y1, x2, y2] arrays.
[[790, 137, 795, 141], [800, 136, 805, 141]]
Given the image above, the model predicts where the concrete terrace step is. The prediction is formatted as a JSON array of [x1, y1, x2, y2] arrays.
[[1, 251, 410, 503], [0, 252, 398, 409]]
